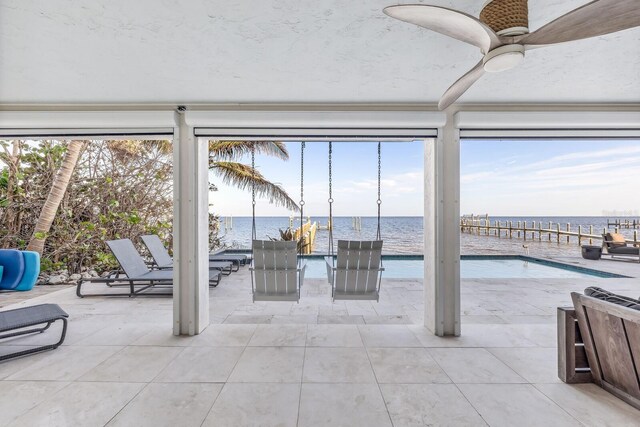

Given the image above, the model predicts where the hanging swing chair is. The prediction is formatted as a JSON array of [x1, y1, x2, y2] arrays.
[[249, 143, 306, 302], [324, 142, 385, 302]]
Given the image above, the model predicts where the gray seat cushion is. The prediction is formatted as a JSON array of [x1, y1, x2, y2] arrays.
[[585, 287, 640, 310], [608, 246, 640, 255]]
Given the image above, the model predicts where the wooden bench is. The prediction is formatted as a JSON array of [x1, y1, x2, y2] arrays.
[[557, 307, 592, 384], [559, 293, 640, 410], [0, 304, 69, 361]]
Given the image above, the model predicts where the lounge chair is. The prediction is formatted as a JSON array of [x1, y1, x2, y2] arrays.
[[76, 239, 222, 297], [0, 304, 68, 361], [250, 240, 305, 302], [325, 240, 384, 301], [210, 249, 250, 271], [141, 235, 234, 275], [602, 232, 640, 262]]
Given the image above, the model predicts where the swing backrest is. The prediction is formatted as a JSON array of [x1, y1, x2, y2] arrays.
[[333, 240, 383, 296], [251, 240, 301, 301]]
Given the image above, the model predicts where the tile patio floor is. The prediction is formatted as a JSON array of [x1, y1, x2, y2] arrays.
[[1, 262, 639, 426]]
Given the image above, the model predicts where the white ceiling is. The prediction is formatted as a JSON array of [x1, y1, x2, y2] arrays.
[[1, 0, 639, 105]]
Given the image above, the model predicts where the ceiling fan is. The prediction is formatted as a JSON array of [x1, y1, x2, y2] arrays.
[[383, 0, 640, 110]]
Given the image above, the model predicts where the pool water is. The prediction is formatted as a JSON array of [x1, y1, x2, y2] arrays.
[[296, 256, 622, 279], [459, 258, 613, 279]]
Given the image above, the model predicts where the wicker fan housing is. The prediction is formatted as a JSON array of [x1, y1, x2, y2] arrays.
[[480, 0, 529, 34]]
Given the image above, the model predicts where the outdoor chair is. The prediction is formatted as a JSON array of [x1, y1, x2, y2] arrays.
[[250, 240, 305, 302], [558, 287, 640, 410], [0, 304, 68, 361], [325, 240, 384, 301], [14, 251, 40, 291], [0, 249, 25, 291], [141, 234, 234, 275], [0, 250, 40, 292], [76, 239, 222, 297], [601, 232, 640, 262]]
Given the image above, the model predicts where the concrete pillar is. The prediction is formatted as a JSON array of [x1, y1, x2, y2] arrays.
[[424, 111, 461, 336], [173, 111, 210, 335]]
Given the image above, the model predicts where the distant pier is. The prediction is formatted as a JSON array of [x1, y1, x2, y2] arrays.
[[607, 219, 640, 229], [460, 214, 639, 246]]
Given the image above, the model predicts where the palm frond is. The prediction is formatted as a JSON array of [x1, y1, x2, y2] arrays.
[[212, 161, 299, 211], [208, 141, 289, 161]]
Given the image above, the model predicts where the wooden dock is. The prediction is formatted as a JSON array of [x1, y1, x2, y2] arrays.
[[290, 216, 331, 231], [460, 215, 640, 246], [293, 220, 318, 254]]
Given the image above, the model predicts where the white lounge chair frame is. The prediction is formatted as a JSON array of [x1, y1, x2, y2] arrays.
[[325, 240, 384, 301], [250, 240, 305, 302]]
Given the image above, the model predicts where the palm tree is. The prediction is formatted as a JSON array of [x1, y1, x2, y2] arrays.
[[27, 140, 88, 254], [209, 141, 298, 211]]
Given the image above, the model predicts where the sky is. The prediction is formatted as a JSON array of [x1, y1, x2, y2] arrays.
[[461, 139, 640, 216], [209, 141, 424, 217], [209, 139, 640, 217]]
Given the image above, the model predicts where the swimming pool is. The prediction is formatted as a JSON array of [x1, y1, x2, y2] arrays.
[[220, 251, 623, 279], [294, 255, 624, 279]]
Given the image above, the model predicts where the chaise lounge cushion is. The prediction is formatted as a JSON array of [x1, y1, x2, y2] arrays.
[[585, 287, 640, 310], [605, 232, 627, 248], [608, 246, 640, 255]]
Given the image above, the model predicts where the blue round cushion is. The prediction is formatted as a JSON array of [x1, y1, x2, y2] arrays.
[[14, 251, 40, 291], [0, 249, 26, 290]]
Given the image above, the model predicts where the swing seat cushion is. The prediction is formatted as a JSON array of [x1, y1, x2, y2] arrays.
[[14, 251, 40, 291], [0, 249, 26, 290]]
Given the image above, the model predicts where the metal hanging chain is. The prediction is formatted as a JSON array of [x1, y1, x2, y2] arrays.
[[299, 142, 305, 258], [376, 141, 382, 240], [328, 142, 334, 258], [251, 143, 256, 241]]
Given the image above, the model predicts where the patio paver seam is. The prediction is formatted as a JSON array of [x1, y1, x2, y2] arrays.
[[103, 381, 154, 426], [363, 346, 397, 427], [296, 343, 308, 427]]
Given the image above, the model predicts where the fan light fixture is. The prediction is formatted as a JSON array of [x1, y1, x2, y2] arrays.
[[482, 45, 524, 72]]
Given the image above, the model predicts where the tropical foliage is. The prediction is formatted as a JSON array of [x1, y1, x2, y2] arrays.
[[0, 139, 176, 273], [0, 139, 296, 275]]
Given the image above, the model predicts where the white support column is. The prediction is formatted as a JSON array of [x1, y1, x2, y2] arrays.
[[173, 110, 210, 335], [424, 111, 461, 336]]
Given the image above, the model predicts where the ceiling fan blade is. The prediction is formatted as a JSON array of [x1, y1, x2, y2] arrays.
[[438, 60, 486, 110], [383, 5, 501, 53], [519, 0, 640, 46]]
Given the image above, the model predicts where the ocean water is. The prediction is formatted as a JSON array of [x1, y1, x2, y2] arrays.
[[219, 216, 422, 254], [218, 216, 639, 257]]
